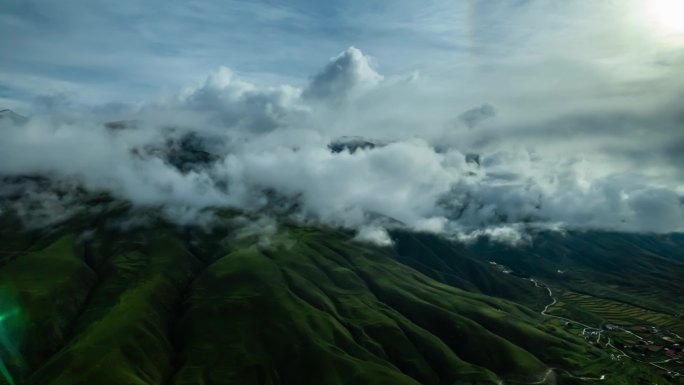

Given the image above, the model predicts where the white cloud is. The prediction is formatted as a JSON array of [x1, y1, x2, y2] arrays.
[[355, 225, 394, 247], [303, 47, 383, 102], [455, 225, 531, 246], [173, 66, 308, 133], [1, 46, 683, 240]]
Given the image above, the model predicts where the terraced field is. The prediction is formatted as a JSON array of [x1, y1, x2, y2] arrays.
[[547, 290, 684, 334], [460, 231, 684, 330]]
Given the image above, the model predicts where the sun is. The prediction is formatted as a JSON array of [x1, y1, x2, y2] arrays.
[[648, 0, 684, 34]]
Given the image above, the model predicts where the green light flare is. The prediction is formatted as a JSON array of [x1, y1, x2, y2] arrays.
[[0, 309, 19, 323], [0, 360, 15, 385], [0, 305, 22, 385]]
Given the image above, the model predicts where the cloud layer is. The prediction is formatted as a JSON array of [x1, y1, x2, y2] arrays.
[[1, 47, 683, 243]]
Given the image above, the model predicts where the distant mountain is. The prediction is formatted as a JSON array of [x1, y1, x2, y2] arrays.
[[135, 132, 221, 173], [328, 136, 386, 154], [465, 153, 481, 166], [0, 109, 28, 126], [102, 122, 222, 173], [103, 120, 141, 130]]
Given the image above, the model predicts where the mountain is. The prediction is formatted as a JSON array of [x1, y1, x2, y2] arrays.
[[0, 110, 28, 126], [103, 120, 142, 131], [328, 136, 386, 154], [137, 132, 222, 173], [1, 201, 682, 385]]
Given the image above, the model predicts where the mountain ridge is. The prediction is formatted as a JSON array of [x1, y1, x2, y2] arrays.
[[1, 202, 682, 384]]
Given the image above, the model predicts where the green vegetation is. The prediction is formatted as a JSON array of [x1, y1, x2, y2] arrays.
[[0, 235, 96, 375], [549, 289, 684, 334], [0, 206, 682, 384], [464, 231, 684, 315]]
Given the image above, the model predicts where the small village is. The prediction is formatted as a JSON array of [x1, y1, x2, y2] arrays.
[[600, 324, 682, 377], [489, 262, 684, 379], [562, 313, 684, 379]]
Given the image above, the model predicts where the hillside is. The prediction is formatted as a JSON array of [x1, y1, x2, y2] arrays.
[[0, 204, 682, 385]]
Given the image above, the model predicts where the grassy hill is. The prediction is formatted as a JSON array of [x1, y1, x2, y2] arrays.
[[0, 205, 682, 384]]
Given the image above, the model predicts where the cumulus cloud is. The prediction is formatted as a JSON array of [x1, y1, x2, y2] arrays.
[[174, 66, 308, 132], [303, 47, 383, 103], [1, 46, 683, 243]]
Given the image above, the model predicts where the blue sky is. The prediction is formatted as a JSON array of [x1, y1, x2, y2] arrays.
[[4, 0, 681, 109], [1, 0, 472, 106]]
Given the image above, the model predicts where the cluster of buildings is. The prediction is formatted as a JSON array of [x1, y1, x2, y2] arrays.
[[618, 325, 684, 361], [580, 328, 605, 346]]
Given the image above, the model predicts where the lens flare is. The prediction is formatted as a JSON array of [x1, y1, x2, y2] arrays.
[[0, 293, 25, 385]]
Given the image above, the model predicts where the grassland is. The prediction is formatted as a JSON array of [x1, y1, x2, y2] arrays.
[[0, 205, 682, 384]]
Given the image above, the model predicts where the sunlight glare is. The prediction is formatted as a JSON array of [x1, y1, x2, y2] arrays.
[[649, 0, 684, 34]]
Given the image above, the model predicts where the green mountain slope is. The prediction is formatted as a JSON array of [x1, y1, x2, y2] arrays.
[[461, 231, 684, 318], [0, 207, 682, 384]]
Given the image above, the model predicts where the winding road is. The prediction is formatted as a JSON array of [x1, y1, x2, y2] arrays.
[[477, 277, 610, 384], [529, 278, 683, 380]]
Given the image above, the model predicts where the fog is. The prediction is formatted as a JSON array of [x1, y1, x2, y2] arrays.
[[1, 47, 683, 244]]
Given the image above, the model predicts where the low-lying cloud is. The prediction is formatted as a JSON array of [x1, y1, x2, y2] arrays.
[[1, 47, 683, 244]]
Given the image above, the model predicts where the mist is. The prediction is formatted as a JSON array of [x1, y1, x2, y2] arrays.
[[1, 46, 683, 244]]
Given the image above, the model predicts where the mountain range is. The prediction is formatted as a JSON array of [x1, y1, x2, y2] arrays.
[[1, 197, 682, 385]]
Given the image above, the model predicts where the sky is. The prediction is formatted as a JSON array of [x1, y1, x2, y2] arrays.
[[2, 0, 681, 108], [1, 0, 683, 243]]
